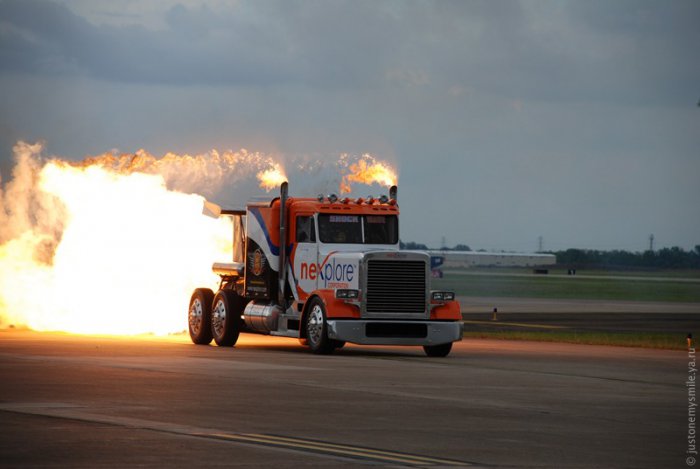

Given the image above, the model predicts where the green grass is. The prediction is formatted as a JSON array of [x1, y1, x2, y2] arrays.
[[433, 272, 700, 302], [568, 269, 700, 278], [463, 330, 688, 350], [453, 267, 700, 278]]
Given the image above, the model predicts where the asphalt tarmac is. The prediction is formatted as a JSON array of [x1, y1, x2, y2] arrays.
[[461, 296, 699, 334], [0, 330, 687, 468]]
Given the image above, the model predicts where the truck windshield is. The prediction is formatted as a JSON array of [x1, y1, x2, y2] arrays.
[[318, 214, 398, 244]]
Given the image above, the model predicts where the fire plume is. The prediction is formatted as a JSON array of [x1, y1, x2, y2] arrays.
[[0, 142, 284, 335], [0, 143, 397, 336], [256, 163, 288, 192], [339, 154, 398, 194]]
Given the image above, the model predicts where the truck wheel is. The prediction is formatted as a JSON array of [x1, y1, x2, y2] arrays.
[[423, 342, 453, 357], [189, 288, 214, 345], [211, 290, 243, 347], [305, 298, 334, 355]]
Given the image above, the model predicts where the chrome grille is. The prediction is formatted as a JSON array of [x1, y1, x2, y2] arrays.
[[365, 260, 426, 315]]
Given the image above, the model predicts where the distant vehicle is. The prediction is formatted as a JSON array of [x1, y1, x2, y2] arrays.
[[188, 183, 462, 356]]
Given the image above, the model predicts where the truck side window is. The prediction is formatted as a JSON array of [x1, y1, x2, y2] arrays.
[[296, 216, 316, 243]]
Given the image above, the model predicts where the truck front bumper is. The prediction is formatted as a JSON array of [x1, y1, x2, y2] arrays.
[[326, 320, 463, 346]]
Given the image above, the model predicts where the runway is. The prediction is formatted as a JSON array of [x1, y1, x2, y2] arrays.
[[0, 330, 687, 468]]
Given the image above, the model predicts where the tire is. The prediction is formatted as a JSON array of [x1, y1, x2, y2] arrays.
[[304, 298, 335, 355], [188, 288, 214, 345], [423, 342, 453, 357], [211, 290, 244, 347]]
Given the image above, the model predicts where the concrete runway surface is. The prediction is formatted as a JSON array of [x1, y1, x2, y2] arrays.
[[0, 330, 688, 468]]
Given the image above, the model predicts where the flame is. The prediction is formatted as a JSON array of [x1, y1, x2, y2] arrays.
[[339, 154, 397, 194], [256, 163, 287, 192], [62, 147, 280, 198], [0, 142, 285, 335], [0, 143, 396, 336]]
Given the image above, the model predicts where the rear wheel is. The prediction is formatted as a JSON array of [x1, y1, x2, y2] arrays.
[[423, 342, 453, 357], [211, 290, 244, 347], [188, 288, 214, 345], [305, 298, 334, 355]]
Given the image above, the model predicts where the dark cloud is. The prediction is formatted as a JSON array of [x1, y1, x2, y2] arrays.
[[1, 0, 295, 85], [1, 0, 698, 104], [0, 0, 698, 249]]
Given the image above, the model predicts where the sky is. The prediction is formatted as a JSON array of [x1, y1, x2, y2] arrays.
[[0, 0, 698, 252]]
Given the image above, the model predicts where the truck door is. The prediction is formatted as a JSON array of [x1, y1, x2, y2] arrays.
[[292, 214, 318, 299]]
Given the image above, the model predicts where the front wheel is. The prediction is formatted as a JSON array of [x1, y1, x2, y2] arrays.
[[423, 342, 453, 357], [189, 288, 214, 345], [211, 290, 244, 347], [305, 298, 334, 355]]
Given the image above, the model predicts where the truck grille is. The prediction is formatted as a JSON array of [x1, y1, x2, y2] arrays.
[[365, 260, 426, 315]]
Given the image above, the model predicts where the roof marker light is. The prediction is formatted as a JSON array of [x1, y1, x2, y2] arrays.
[[317, 194, 325, 202], [379, 195, 389, 204], [328, 194, 338, 203]]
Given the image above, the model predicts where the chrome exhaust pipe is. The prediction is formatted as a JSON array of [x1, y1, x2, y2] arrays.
[[278, 182, 288, 307]]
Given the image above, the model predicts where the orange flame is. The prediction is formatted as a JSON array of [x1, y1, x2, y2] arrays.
[[0, 143, 396, 336], [256, 163, 287, 192], [339, 154, 398, 194], [0, 142, 288, 335]]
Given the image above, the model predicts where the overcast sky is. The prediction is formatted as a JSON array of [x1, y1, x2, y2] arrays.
[[1, 0, 698, 251]]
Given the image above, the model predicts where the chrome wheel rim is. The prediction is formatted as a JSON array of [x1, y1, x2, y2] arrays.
[[212, 299, 226, 338], [189, 299, 203, 335], [307, 305, 324, 346]]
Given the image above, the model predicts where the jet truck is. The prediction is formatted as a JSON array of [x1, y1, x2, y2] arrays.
[[188, 183, 463, 356]]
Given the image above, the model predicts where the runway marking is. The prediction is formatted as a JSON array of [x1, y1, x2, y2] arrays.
[[199, 432, 470, 466], [463, 320, 569, 330], [0, 403, 471, 467]]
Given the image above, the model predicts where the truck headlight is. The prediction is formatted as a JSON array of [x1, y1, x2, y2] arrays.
[[336, 289, 359, 299]]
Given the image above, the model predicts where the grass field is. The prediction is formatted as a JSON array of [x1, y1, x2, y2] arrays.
[[433, 268, 700, 302]]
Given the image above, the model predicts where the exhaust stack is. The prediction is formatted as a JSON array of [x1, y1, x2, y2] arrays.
[[390, 185, 397, 202], [278, 182, 289, 307]]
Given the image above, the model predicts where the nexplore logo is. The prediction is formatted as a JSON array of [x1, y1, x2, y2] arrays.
[[300, 258, 355, 288]]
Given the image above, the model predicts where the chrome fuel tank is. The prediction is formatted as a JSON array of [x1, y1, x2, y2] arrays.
[[243, 302, 282, 333]]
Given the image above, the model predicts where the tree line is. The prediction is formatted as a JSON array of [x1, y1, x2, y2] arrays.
[[400, 240, 700, 269], [400, 241, 471, 251], [553, 246, 700, 269]]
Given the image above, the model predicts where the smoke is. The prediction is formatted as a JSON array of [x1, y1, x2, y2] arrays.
[[64, 147, 283, 199], [0, 142, 67, 252]]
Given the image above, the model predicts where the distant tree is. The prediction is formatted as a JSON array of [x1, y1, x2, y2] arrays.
[[452, 244, 471, 251], [555, 246, 700, 269], [400, 241, 428, 250]]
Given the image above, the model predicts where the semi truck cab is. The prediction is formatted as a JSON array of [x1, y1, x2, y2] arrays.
[[188, 183, 463, 356]]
